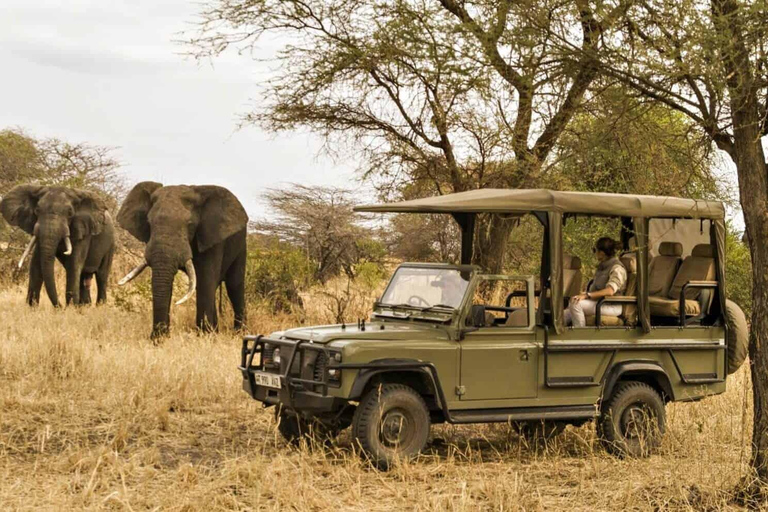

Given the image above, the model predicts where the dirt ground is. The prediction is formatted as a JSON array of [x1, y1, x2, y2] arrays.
[[0, 287, 759, 511]]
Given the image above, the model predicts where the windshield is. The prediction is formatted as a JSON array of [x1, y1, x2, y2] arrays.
[[379, 267, 471, 309]]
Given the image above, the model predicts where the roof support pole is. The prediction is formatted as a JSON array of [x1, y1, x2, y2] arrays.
[[452, 213, 475, 265]]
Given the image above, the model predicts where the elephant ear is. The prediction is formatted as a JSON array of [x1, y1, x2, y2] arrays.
[[70, 189, 109, 240], [117, 182, 163, 243], [193, 185, 248, 253], [0, 184, 47, 234]]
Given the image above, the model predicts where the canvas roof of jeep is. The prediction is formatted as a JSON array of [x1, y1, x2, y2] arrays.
[[355, 189, 725, 219]]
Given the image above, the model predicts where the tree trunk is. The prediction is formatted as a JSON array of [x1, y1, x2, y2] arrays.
[[472, 213, 518, 273], [710, 0, 768, 495]]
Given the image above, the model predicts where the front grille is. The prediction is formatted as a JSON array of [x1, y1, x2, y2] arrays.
[[313, 351, 328, 382]]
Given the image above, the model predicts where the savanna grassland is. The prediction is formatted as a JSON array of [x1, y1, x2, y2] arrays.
[[0, 282, 758, 511]]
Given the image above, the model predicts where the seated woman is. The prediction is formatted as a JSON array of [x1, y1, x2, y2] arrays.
[[564, 237, 627, 327]]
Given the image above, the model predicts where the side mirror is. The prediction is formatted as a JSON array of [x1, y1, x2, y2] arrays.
[[468, 305, 486, 328]]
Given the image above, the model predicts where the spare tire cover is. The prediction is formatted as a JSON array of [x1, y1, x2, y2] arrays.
[[725, 299, 749, 374]]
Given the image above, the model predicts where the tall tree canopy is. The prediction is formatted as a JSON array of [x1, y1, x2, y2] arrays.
[[190, 0, 627, 271]]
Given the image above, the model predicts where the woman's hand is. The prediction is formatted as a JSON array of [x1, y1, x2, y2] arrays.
[[571, 292, 589, 304]]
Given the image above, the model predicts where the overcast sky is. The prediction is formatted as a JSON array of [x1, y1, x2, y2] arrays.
[[0, 0, 367, 219]]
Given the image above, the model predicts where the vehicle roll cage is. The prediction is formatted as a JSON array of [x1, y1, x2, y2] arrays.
[[356, 189, 727, 335]]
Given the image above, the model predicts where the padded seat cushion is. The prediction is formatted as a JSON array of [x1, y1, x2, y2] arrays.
[[585, 315, 624, 327], [649, 295, 701, 317], [505, 308, 530, 327], [649, 242, 683, 297], [563, 254, 583, 298], [667, 244, 715, 300]]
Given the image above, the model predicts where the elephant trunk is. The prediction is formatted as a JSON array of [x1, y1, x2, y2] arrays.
[[150, 262, 177, 339], [39, 235, 61, 308], [38, 219, 70, 307]]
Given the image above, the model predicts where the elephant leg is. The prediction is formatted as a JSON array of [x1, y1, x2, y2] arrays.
[[193, 252, 222, 333], [196, 279, 219, 333], [79, 274, 93, 305], [26, 250, 43, 306], [64, 254, 84, 306], [225, 251, 247, 331], [95, 249, 113, 305]]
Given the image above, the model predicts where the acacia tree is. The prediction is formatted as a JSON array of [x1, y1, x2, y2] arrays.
[[554, 0, 768, 496], [254, 185, 384, 283], [190, 0, 628, 272]]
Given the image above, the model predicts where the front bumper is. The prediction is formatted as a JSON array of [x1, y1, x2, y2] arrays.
[[239, 335, 346, 413]]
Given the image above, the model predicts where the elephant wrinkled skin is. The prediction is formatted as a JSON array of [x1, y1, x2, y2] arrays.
[[117, 182, 248, 338], [0, 185, 116, 307]]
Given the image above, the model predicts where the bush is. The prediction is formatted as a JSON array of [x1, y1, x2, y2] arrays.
[[726, 225, 752, 315], [244, 237, 315, 313]]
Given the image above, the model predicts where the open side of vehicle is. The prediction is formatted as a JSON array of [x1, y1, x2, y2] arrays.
[[239, 189, 747, 467]]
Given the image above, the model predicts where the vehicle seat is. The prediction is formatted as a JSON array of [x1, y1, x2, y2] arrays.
[[586, 253, 637, 327], [649, 244, 716, 319], [563, 254, 583, 300], [505, 308, 530, 327], [649, 242, 682, 297]]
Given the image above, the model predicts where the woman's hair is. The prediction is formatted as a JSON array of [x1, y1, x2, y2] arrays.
[[595, 237, 618, 258]]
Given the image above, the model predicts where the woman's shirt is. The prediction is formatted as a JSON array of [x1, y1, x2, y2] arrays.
[[588, 257, 627, 295]]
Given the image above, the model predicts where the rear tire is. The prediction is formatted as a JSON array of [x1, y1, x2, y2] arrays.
[[598, 381, 665, 457], [352, 384, 430, 468]]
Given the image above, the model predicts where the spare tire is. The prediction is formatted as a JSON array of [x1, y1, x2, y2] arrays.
[[725, 299, 749, 374]]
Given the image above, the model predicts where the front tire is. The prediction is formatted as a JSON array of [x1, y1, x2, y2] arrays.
[[352, 384, 430, 468], [598, 381, 665, 457]]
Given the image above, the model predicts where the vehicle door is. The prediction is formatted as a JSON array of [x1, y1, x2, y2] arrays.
[[459, 275, 538, 401]]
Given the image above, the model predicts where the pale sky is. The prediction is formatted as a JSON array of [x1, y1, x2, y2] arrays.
[[0, 0, 367, 219]]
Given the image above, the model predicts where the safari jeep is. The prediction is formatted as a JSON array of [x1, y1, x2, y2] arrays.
[[240, 189, 748, 466]]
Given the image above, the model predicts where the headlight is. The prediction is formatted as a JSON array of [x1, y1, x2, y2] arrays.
[[272, 347, 281, 366], [327, 351, 341, 383]]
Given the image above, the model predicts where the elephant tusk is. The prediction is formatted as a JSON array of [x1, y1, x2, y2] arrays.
[[18, 235, 36, 269], [63, 236, 73, 256], [118, 261, 148, 285], [175, 260, 196, 306]]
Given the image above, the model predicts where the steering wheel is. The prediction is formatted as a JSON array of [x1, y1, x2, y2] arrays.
[[407, 295, 430, 307]]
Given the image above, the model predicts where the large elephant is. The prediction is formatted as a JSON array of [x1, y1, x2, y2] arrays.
[[116, 182, 248, 338], [0, 185, 115, 307]]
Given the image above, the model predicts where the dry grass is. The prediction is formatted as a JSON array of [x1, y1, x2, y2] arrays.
[[0, 285, 759, 511]]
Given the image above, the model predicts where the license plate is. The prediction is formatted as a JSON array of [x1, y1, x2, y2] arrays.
[[252, 371, 282, 389]]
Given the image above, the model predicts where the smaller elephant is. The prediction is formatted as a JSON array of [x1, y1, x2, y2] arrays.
[[1, 185, 116, 307], [116, 182, 248, 338]]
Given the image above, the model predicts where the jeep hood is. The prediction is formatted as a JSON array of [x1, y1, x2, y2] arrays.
[[278, 320, 449, 344]]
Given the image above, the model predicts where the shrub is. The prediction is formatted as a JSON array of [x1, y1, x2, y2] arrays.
[[244, 237, 315, 313]]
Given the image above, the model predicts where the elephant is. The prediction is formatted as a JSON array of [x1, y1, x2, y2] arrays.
[[0, 185, 116, 307], [116, 182, 248, 338]]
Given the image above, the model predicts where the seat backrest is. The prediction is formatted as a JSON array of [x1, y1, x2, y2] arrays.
[[563, 254, 583, 297], [620, 253, 638, 324], [649, 242, 682, 297], [667, 244, 716, 300]]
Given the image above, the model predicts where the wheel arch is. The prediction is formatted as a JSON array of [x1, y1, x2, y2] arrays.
[[348, 359, 442, 411], [602, 360, 675, 405]]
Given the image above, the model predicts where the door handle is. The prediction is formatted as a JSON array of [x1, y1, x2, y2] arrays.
[[519, 349, 530, 362]]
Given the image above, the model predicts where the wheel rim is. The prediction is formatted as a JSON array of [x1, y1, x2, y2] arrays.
[[379, 409, 412, 448], [620, 402, 655, 441]]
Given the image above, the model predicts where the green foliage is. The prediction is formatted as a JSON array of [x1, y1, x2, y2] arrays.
[[725, 225, 752, 315], [244, 236, 315, 313]]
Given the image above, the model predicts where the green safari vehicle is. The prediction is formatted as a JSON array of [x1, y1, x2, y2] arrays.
[[240, 189, 748, 466]]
